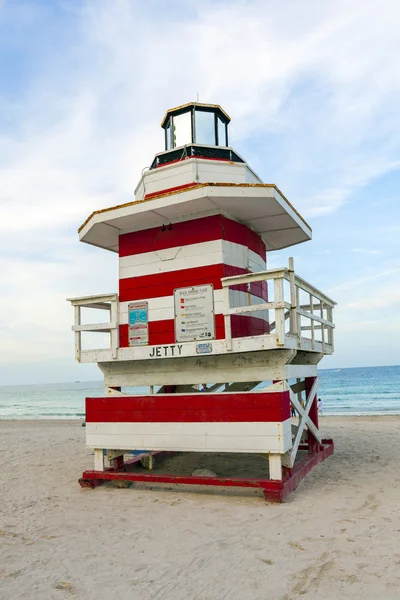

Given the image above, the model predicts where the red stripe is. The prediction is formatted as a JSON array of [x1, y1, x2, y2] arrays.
[[119, 264, 268, 303], [119, 264, 247, 301], [119, 314, 269, 347], [86, 391, 290, 422], [119, 215, 266, 260]]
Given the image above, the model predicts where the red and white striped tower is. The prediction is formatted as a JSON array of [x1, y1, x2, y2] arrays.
[[69, 102, 336, 502]]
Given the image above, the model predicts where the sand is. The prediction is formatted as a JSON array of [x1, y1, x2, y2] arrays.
[[1, 416, 400, 600]]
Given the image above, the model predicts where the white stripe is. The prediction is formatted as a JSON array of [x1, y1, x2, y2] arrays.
[[119, 240, 265, 280], [119, 290, 268, 324], [86, 420, 291, 453]]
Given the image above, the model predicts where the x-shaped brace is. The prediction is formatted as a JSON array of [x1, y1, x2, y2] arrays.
[[289, 378, 321, 467]]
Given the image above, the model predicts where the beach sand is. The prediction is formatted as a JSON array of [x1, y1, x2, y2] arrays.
[[1, 416, 399, 600]]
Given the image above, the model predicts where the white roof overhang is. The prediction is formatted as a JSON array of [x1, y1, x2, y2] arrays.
[[78, 183, 311, 252]]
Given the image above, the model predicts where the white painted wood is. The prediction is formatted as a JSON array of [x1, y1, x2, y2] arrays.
[[104, 350, 294, 384], [268, 454, 282, 480], [72, 322, 114, 332], [67, 293, 118, 307], [106, 388, 128, 397], [106, 450, 129, 461], [79, 182, 311, 253], [78, 336, 333, 367], [222, 268, 288, 287], [274, 277, 285, 346], [120, 245, 223, 279], [286, 364, 318, 379], [288, 257, 297, 336], [74, 306, 81, 362], [94, 449, 105, 471], [223, 285, 232, 350], [110, 298, 118, 359], [310, 294, 315, 350], [289, 378, 320, 467], [327, 306, 334, 351], [228, 301, 289, 315], [289, 391, 321, 448], [119, 240, 265, 279], [86, 419, 292, 454], [134, 157, 262, 200], [321, 301, 326, 354], [87, 420, 291, 437], [296, 308, 334, 328]]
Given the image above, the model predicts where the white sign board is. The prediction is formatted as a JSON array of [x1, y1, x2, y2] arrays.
[[174, 285, 215, 343], [128, 302, 149, 346]]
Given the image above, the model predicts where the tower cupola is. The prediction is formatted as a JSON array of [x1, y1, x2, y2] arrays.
[[161, 102, 230, 150], [151, 102, 236, 169]]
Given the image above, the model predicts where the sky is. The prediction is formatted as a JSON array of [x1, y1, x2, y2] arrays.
[[0, 0, 399, 385]]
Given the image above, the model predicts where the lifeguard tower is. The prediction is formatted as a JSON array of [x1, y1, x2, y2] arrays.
[[68, 102, 335, 502]]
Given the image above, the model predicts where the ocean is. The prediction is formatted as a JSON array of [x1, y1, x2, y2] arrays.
[[0, 365, 399, 419]]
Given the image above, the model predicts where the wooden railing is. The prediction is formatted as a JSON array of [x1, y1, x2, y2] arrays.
[[68, 260, 335, 362], [221, 257, 335, 353], [67, 294, 119, 362]]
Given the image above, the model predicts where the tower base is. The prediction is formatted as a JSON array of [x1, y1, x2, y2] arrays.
[[79, 440, 334, 503]]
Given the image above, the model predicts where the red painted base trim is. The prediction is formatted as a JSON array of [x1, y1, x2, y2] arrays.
[[79, 440, 334, 503], [86, 390, 291, 422]]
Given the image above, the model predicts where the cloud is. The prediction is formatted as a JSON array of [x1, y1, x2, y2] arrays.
[[1, 0, 400, 381], [350, 248, 383, 256]]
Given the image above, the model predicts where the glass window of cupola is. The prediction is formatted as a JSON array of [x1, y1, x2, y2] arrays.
[[171, 110, 192, 147], [163, 103, 230, 150], [194, 109, 215, 145]]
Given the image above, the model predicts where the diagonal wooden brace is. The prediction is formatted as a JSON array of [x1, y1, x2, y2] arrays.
[[289, 379, 320, 467]]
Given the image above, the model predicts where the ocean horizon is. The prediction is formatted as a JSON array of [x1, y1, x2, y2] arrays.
[[0, 365, 399, 419]]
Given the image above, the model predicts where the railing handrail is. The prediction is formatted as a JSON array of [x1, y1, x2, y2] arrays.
[[67, 293, 118, 308], [221, 269, 335, 308], [67, 293, 119, 361], [221, 257, 335, 354]]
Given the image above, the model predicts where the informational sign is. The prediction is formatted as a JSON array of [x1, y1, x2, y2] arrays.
[[128, 302, 149, 346], [174, 285, 215, 343], [196, 343, 213, 354]]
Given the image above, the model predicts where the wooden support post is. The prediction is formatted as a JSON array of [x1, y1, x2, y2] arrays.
[[268, 454, 282, 480], [288, 257, 297, 335], [74, 306, 81, 362], [111, 455, 124, 471], [310, 294, 315, 350], [94, 449, 105, 471], [305, 376, 319, 453], [110, 300, 118, 359], [327, 306, 334, 351], [296, 285, 301, 342], [274, 277, 285, 346], [223, 285, 232, 351], [296, 377, 302, 412], [320, 301, 325, 354]]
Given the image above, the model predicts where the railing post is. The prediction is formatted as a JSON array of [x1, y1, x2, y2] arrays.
[[274, 276, 285, 346], [74, 306, 81, 362], [288, 257, 297, 336], [327, 305, 334, 351], [310, 293, 314, 350], [110, 298, 118, 359], [222, 285, 232, 351], [296, 285, 301, 342]]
